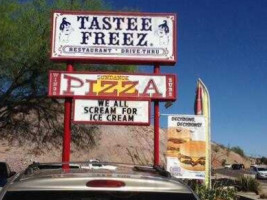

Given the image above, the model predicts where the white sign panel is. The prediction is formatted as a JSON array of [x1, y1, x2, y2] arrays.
[[166, 115, 206, 180], [48, 71, 176, 101], [73, 99, 150, 125], [51, 11, 176, 65]]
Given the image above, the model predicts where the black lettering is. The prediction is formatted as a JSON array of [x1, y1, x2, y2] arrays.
[[93, 32, 105, 45], [136, 33, 148, 46], [127, 18, 138, 31], [113, 17, 124, 30], [141, 18, 152, 31], [80, 32, 91, 44], [77, 16, 88, 29], [98, 100, 104, 106], [128, 115, 134, 121], [114, 101, 118, 107], [88, 17, 101, 30], [105, 100, 109, 107], [103, 17, 112, 30], [110, 107, 116, 114], [84, 107, 89, 113], [127, 108, 132, 114], [104, 107, 110, 114], [123, 33, 134, 46], [123, 101, 128, 107], [89, 107, 94, 113], [109, 32, 120, 45]]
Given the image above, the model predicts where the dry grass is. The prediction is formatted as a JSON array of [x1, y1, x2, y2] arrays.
[[259, 192, 267, 199]]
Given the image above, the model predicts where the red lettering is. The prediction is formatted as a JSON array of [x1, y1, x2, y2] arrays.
[[63, 75, 84, 95], [119, 81, 138, 96], [85, 80, 97, 96], [140, 79, 162, 97]]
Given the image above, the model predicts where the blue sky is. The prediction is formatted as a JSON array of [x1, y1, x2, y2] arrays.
[[110, 0, 267, 157]]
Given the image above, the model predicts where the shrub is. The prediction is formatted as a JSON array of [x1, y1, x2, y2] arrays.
[[221, 159, 227, 166], [231, 146, 245, 157], [237, 176, 261, 195], [260, 156, 267, 165], [194, 184, 237, 200], [213, 145, 220, 153], [187, 180, 237, 200], [218, 144, 226, 149], [260, 192, 267, 199]]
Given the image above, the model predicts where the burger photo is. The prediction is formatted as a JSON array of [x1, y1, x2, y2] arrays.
[[179, 141, 206, 171], [166, 127, 192, 157]]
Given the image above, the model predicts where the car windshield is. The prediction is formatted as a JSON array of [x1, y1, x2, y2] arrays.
[[3, 191, 197, 200]]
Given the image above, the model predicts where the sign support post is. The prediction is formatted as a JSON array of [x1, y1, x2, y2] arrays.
[[62, 63, 74, 170], [50, 11, 177, 168], [154, 65, 160, 166]]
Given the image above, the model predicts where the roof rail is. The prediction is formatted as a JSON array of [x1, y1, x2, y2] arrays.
[[24, 162, 81, 175], [153, 165, 172, 178], [133, 165, 171, 178], [24, 161, 172, 178], [24, 162, 40, 175]]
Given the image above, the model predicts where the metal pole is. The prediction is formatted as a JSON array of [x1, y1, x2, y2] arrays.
[[154, 65, 160, 166], [62, 63, 74, 170]]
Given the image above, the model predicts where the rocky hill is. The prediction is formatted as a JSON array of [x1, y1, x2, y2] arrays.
[[211, 142, 254, 169], [0, 122, 254, 172]]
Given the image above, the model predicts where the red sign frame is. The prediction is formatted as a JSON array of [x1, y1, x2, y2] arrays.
[[48, 71, 177, 101], [50, 10, 177, 65], [72, 99, 151, 126]]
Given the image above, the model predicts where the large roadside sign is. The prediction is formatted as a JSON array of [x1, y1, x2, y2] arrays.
[[166, 115, 206, 180], [48, 71, 177, 101], [51, 11, 177, 65], [73, 99, 150, 125]]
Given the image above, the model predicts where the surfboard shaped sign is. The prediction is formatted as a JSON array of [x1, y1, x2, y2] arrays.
[[73, 99, 150, 125], [48, 71, 177, 101], [51, 11, 177, 65]]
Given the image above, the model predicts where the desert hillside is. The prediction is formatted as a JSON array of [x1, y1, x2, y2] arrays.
[[211, 142, 254, 169], [0, 123, 253, 172]]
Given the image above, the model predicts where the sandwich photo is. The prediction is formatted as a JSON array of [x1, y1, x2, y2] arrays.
[[179, 141, 206, 171], [166, 127, 192, 157]]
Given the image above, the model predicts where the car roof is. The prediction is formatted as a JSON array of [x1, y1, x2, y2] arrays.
[[3, 162, 194, 194]]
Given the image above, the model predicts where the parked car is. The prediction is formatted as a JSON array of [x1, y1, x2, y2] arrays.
[[251, 166, 267, 179], [224, 164, 232, 169], [0, 162, 16, 188], [0, 161, 199, 200], [232, 163, 244, 170], [81, 159, 117, 170]]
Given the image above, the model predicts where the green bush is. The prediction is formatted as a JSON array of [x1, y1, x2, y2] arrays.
[[187, 180, 237, 200], [237, 176, 261, 195], [194, 184, 237, 200], [230, 146, 245, 157], [213, 145, 220, 153], [260, 156, 267, 165], [221, 159, 227, 166], [260, 192, 267, 199]]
